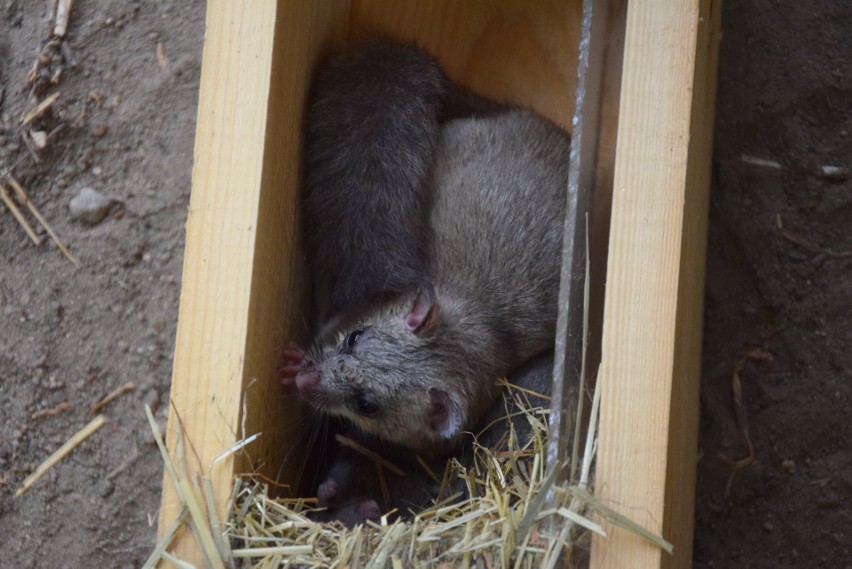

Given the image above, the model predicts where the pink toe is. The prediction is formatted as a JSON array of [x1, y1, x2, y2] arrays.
[[295, 370, 320, 391]]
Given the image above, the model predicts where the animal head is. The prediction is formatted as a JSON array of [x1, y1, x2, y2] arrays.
[[295, 285, 471, 453]]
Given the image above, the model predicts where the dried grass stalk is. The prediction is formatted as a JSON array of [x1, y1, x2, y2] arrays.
[[0, 181, 42, 245], [4, 175, 79, 265], [15, 415, 105, 497]]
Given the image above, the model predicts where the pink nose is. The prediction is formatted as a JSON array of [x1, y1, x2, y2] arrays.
[[295, 369, 320, 391]]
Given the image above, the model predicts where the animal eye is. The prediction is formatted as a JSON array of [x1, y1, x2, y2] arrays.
[[354, 395, 378, 416], [344, 330, 363, 351]]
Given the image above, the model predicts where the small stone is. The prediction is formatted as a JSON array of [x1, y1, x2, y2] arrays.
[[92, 166, 103, 176], [30, 130, 48, 148], [781, 458, 796, 473], [69, 187, 110, 225], [762, 521, 775, 532], [91, 125, 108, 138], [819, 165, 849, 183], [47, 374, 64, 390], [97, 480, 114, 498]]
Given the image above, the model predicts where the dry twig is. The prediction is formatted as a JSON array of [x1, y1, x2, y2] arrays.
[[0, 182, 42, 245], [15, 415, 106, 498], [717, 358, 755, 498], [156, 42, 168, 69], [54, 0, 74, 37], [107, 446, 140, 480], [4, 175, 79, 265], [31, 401, 74, 420], [739, 154, 783, 170], [90, 381, 137, 414], [777, 214, 852, 258], [21, 92, 60, 126]]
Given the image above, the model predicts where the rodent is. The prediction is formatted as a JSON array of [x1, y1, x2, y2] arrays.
[[307, 433, 441, 526], [283, 40, 570, 457], [301, 41, 504, 326], [311, 351, 557, 527]]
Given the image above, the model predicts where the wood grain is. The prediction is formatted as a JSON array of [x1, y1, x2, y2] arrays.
[[589, 1, 720, 568], [351, 0, 581, 131], [158, 0, 718, 565], [157, 0, 349, 563], [661, 0, 722, 566]]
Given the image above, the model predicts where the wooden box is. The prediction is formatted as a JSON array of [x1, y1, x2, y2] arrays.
[[157, 1, 720, 567]]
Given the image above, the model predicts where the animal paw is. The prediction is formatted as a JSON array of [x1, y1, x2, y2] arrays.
[[281, 342, 305, 386], [317, 479, 338, 506]]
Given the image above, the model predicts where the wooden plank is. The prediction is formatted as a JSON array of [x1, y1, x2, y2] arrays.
[[160, 0, 723, 565], [156, 0, 348, 563], [350, 0, 581, 131], [589, 1, 720, 568], [661, 0, 721, 567]]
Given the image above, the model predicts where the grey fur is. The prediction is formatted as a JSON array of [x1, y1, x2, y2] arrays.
[[303, 40, 443, 321], [313, 352, 558, 526], [290, 41, 570, 456], [295, 110, 569, 454]]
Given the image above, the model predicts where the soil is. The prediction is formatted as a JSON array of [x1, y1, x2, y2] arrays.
[[694, 1, 852, 567], [0, 1, 204, 567], [0, 1, 848, 568]]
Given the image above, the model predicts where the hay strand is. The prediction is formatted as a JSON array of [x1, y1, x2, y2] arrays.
[[144, 404, 227, 569], [141, 507, 188, 569], [335, 433, 407, 476], [4, 175, 79, 265], [90, 381, 136, 414], [0, 181, 42, 245], [15, 414, 105, 497], [53, 0, 73, 37], [569, 487, 674, 555], [21, 92, 60, 125]]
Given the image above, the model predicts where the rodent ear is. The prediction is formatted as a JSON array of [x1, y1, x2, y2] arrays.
[[405, 284, 439, 334], [427, 388, 460, 438]]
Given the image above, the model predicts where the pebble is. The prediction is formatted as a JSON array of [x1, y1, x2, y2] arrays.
[[97, 480, 115, 498], [819, 165, 849, 183], [69, 187, 111, 225], [46, 374, 64, 391]]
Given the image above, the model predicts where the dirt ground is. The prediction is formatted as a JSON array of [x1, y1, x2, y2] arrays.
[[694, 1, 852, 567], [0, 1, 849, 568], [0, 1, 204, 566]]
